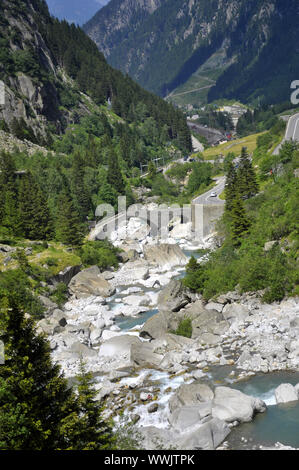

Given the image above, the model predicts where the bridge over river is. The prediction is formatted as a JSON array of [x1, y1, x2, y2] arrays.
[[89, 177, 225, 242]]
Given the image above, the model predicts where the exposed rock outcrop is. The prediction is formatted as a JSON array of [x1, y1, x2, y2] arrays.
[[144, 244, 188, 270], [158, 279, 192, 312], [68, 266, 116, 298], [275, 383, 299, 404]]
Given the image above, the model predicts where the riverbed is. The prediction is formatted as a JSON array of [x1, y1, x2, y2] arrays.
[[102, 247, 299, 450]]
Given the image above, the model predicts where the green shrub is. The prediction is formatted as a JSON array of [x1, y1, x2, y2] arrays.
[[173, 317, 192, 339], [45, 257, 59, 267], [78, 241, 119, 270], [0, 269, 44, 318], [50, 282, 68, 307]]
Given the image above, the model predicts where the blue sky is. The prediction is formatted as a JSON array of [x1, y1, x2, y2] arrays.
[[46, 0, 110, 25]]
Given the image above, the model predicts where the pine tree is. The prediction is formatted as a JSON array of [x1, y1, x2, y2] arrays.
[[225, 162, 238, 213], [55, 190, 84, 247], [60, 360, 115, 451], [1, 190, 19, 237], [237, 147, 259, 199], [230, 195, 251, 245], [71, 152, 91, 221], [120, 132, 131, 166], [186, 256, 199, 273], [0, 296, 78, 450], [107, 148, 125, 194], [18, 173, 52, 240], [15, 248, 31, 275], [0, 151, 17, 228], [147, 161, 157, 180]]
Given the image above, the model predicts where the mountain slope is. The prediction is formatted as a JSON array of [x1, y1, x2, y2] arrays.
[[0, 0, 191, 151], [84, 0, 299, 105], [84, 0, 163, 57]]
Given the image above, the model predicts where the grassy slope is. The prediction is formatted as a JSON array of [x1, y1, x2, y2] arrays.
[[202, 132, 265, 160]]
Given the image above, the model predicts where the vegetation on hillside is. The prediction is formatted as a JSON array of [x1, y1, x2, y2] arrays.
[[184, 134, 299, 302], [0, 0, 192, 156]]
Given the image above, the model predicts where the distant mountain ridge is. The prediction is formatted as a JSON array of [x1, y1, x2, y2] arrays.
[[84, 0, 299, 105]]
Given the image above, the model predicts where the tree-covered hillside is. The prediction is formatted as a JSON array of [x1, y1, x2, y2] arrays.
[[0, 0, 191, 151], [0, 0, 192, 248], [84, 0, 299, 106]]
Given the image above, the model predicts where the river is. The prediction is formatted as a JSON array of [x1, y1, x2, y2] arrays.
[[105, 247, 299, 450]]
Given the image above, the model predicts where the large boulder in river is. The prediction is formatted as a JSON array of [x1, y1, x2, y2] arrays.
[[211, 387, 266, 423], [112, 260, 149, 286], [140, 419, 230, 451], [222, 303, 250, 324], [168, 404, 212, 433], [191, 305, 230, 341], [131, 341, 164, 368], [158, 279, 192, 312], [275, 383, 299, 404], [68, 266, 115, 298], [177, 418, 230, 450], [144, 244, 187, 270], [140, 311, 168, 340], [99, 334, 141, 359], [169, 383, 214, 413]]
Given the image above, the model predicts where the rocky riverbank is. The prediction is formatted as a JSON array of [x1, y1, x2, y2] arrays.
[[36, 224, 299, 450]]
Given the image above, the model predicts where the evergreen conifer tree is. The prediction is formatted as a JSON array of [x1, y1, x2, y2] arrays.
[[1, 190, 19, 237], [71, 152, 91, 221], [237, 147, 259, 199], [230, 195, 251, 245], [0, 299, 114, 450], [60, 360, 115, 451], [186, 256, 199, 273], [225, 162, 238, 213], [147, 161, 157, 180], [0, 296, 78, 450], [18, 173, 52, 240], [107, 148, 125, 194], [0, 152, 18, 230], [55, 189, 84, 247]]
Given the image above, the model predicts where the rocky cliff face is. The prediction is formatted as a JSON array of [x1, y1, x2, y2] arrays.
[[84, 0, 299, 104], [0, 0, 105, 142], [84, 0, 162, 57], [0, 0, 59, 139]]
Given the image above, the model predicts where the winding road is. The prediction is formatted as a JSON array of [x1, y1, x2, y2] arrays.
[[273, 112, 299, 155], [89, 176, 226, 241], [192, 176, 226, 205]]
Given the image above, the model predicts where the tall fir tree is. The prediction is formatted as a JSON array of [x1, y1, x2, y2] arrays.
[[55, 189, 84, 247], [0, 297, 114, 450], [225, 161, 238, 213], [230, 195, 251, 245], [71, 152, 91, 221], [237, 147, 259, 199], [107, 148, 125, 194], [1, 190, 19, 237], [0, 151, 18, 231], [60, 360, 115, 451], [18, 173, 52, 240], [0, 296, 78, 450]]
